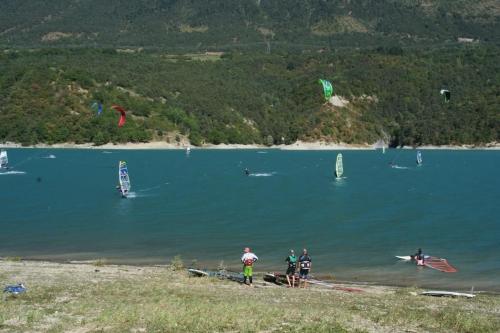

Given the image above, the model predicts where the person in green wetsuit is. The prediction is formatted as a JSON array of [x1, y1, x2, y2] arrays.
[[285, 249, 297, 288], [241, 247, 258, 286]]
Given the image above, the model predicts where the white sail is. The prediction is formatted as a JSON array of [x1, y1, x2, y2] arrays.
[[118, 161, 131, 198], [382, 146, 386, 154], [0, 150, 8, 169], [335, 153, 343, 178], [416, 151, 422, 165]]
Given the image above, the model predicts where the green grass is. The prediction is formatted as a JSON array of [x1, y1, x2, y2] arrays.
[[1, 261, 499, 332]]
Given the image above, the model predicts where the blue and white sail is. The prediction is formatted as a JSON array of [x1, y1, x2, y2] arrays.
[[416, 151, 423, 165], [335, 153, 343, 178], [0, 150, 8, 169], [118, 161, 131, 198]]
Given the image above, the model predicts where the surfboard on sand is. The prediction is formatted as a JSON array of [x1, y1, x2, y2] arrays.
[[265, 272, 363, 292], [421, 291, 475, 298]]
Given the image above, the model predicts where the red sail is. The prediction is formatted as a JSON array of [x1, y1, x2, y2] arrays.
[[424, 257, 457, 273]]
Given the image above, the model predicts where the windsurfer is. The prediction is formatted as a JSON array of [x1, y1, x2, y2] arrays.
[[285, 250, 297, 288], [298, 249, 312, 288], [241, 247, 258, 286], [413, 248, 425, 266]]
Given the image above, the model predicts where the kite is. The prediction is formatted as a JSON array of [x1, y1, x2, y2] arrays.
[[111, 105, 127, 127], [318, 79, 333, 100]]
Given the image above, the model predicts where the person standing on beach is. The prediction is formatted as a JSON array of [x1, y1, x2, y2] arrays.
[[285, 249, 297, 288], [241, 247, 258, 286], [298, 249, 312, 288]]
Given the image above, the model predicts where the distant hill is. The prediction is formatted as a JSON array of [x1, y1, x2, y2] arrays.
[[0, 1, 499, 147], [0, 0, 499, 50]]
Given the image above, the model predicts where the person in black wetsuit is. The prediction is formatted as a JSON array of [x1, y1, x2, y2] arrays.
[[298, 249, 312, 288], [413, 248, 424, 266], [244, 168, 250, 176]]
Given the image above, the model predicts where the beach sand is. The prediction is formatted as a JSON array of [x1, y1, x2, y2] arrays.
[[1, 140, 498, 150], [1, 259, 499, 332]]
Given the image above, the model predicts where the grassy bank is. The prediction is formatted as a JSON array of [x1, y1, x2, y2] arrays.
[[1, 260, 499, 332]]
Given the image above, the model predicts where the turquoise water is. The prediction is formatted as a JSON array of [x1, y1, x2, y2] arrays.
[[1, 149, 499, 291]]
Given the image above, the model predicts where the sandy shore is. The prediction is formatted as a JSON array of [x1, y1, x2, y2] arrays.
[[1, 259, 499, 332], [1, 140, 499, 150]]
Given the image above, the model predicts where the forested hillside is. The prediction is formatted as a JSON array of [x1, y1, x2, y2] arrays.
[[0, 47, 498, 146], [0, 1, 498, 146], [0, 0, 499, 50]]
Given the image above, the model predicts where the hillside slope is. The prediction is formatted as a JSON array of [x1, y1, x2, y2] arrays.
[[0, 47, 498, 146], [0, 0, 499, 50]]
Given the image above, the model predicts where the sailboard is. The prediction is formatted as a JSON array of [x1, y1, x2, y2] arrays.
[[421, 290, 475, 298], [416, 151, 422, 165], [264, 272, 363, 292], [0, 150, 8, 169], [396, 255, 430, 261], [118, 161, 131, 198], [335, 153, 343, 178]]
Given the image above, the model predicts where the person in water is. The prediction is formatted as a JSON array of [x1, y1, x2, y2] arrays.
[[244, 168, 250, 176], [285, 249, 297, 288], [298, 249, 312, 288], [414, 248, 425, 266], [241, 247, 258, 286]]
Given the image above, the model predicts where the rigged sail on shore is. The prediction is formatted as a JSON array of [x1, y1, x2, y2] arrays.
[[118, 161, 131, 198], [335, 153, 343, 178], [424, 257, 457, 273], [0, 150, 8, 169], [416, 151, 423, 165]]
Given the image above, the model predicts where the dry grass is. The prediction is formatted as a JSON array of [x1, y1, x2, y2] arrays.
[[1, 260, 499, 332]]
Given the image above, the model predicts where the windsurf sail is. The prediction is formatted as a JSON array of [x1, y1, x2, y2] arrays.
[[335, 153, 343, 178], [416, 151, 422, 165], [118, 161, 131, 198], [264, 272, 363, 292], [0, 150, 8, 169], [424, 257, 457, 273]]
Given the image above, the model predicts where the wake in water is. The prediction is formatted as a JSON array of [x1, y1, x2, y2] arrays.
[[41, 154, 56, 159], [0, 170, 26, 175], [138, 185, 161, 192], [391, 165, 409, 170], [249, 172, 276, 177], [257, 151, 268, 154]]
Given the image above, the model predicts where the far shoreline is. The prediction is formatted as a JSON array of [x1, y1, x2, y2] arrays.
[[1, 140, 499, 150]]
